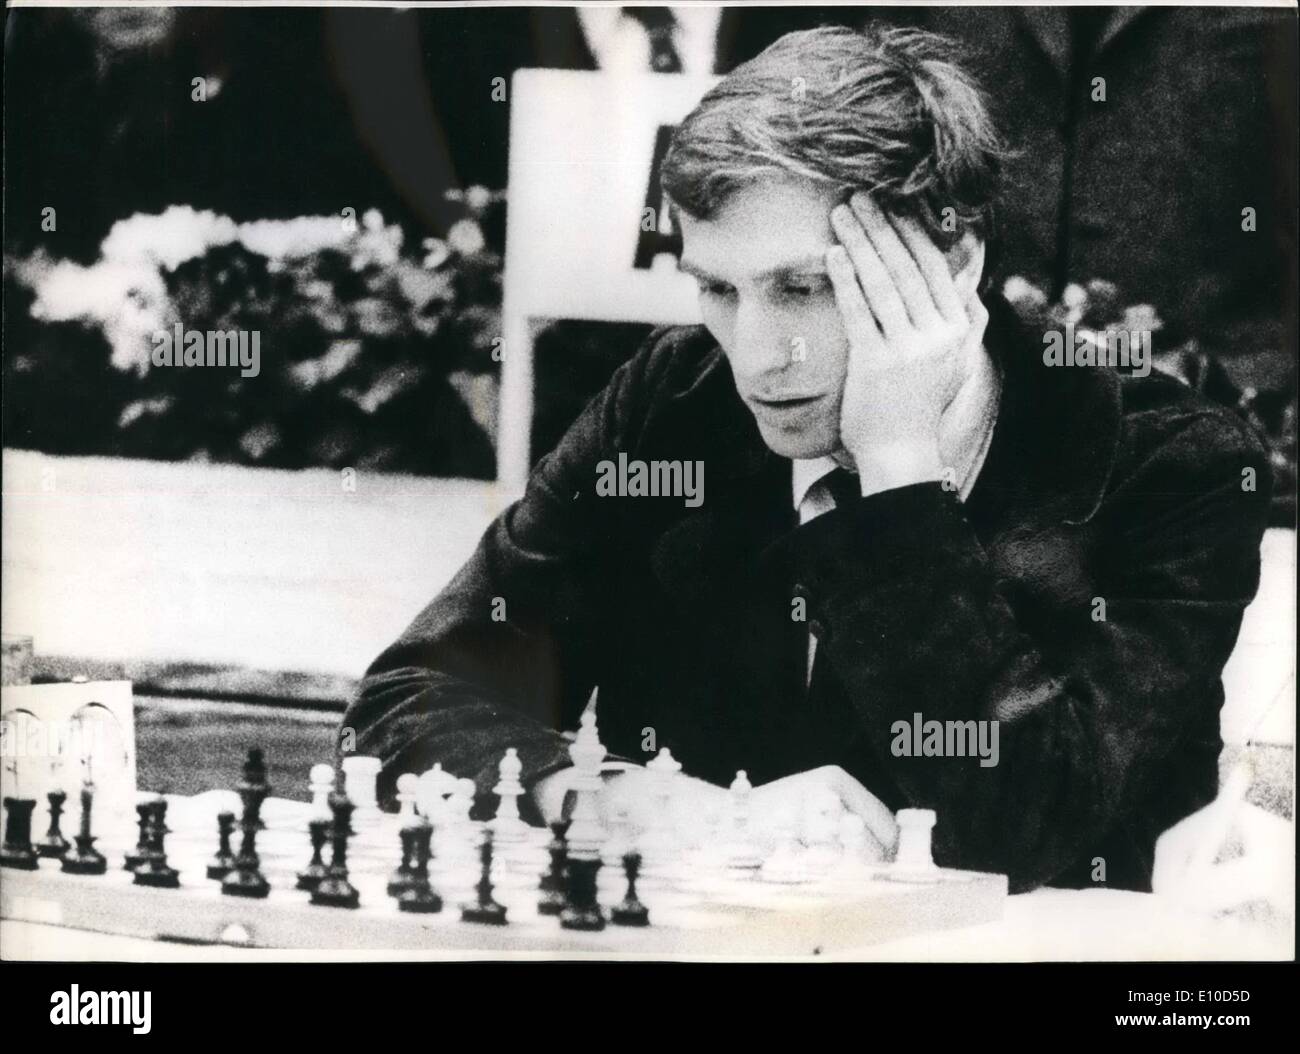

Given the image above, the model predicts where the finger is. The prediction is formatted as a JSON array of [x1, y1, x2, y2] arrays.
[[848, 193, 942, 328], [830, 204, 910, 338], [826, 245, 885, 359], [891, 214, 968, 323], [826, 768, 899, 854]]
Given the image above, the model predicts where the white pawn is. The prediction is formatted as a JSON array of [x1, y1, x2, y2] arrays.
[[725, 770, 763, 872], [490, 748, 528, 845], [308, 763, 335, 822], [395, 773, 419, 828]]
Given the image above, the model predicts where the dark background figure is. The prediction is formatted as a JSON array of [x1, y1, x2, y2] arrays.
[[890, 5, 1297, 395]]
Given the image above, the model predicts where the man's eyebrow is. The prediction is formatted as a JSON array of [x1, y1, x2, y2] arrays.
[[677, 254, 830, 282]]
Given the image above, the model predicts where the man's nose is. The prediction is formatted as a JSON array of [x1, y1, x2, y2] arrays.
[[730, 300, 794, 378]]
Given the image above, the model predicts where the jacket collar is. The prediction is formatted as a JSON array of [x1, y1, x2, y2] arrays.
[[1020, 7, 1151, 80], [968, 291, 1122, 526]]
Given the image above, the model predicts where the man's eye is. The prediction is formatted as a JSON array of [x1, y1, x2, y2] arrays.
[[781, 278, 827, 299], [699, 282, 735, 298]]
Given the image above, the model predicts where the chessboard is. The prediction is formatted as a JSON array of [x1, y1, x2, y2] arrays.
[[2, 789, 1006, 956]]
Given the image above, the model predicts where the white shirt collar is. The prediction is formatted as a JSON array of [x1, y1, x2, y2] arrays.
[[792, 455, 841, 511]]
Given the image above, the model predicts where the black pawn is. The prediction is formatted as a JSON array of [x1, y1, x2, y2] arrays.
[[123, 799, 155, 871], [397, 821, 442, 914], [37, 790, 70, 860], [222, 753, 272, 898], [61, 782, 107, 875], [133, 800, 179, 888], [536, 820, 569, 916], [560, 853, 605, 931], [610, 852, 650, 927], [207, 811, 238, 880], [461, 830, 507, 925], [310, 790, 360, 908], [386, 822, 418, 898], [295, 817, 330, 890], [1, 797, 39, 870]]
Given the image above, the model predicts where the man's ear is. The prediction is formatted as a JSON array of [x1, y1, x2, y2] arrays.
[[945, 233, 986, 301]]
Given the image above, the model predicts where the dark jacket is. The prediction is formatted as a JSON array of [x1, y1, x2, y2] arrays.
[[344, 295, 1270, 893]]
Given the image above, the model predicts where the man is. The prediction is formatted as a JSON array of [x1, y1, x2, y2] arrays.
[[343, 26, 1270, 893]]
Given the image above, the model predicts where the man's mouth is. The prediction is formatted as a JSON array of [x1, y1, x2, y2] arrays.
[[752, 393, 824, 410]]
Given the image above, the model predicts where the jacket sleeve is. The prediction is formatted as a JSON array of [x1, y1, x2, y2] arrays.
[[788, 410, 1272, 891], [341, 329, 676, 817]]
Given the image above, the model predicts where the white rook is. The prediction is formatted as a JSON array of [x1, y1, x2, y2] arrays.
[[893, 808, 937, 872], [342, 756, 381, 813]]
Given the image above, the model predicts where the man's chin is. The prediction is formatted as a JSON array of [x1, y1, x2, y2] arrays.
[[755, 423, 839, 461]]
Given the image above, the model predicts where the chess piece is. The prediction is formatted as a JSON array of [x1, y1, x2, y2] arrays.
[[295, 817, 331, 891], [565, 711, 607, 858], [725, 770, 763, 872], [416, 763, 456, 824], [386, 777, 423, 898], [610, 852, 650, 927], [537, 820, 569, 915], [397, 819, 442, 914], [61, 780, 107, 875], [242, 748, 269, 829], [124, 796, 159, 871], [0, 797, 38, 870], [560, 853, 605, 931], [133, 799, 180, 888], [395, 771, 418, 826], [341, 755, 382, 824], [37, 789, 70, 859], [892, 808, 937, 874], [639, 747, 683, 887], [311, 788, 360, 908], [489, 748, 527, 846], [207, 810, 238, 880], [461, 829, 508, 925], [308, 762, 335, 821], [222, 750, 272, 898]]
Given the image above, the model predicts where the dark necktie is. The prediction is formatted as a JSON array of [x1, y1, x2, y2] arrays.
[[623, 7, 683, 73], [821, 466, 861, 509], [789, 466, 862, 766]]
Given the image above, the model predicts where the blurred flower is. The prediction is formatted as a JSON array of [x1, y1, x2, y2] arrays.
[[101, 206, 238, 271], [466, 186, 493, 211], [239, 216, 350, 260], [1061, 282, 1087, 323], [118, 397, 174, 428], [289, 341, 363, 390], [421, 237, 450, 270], [351, 211, 403, 270], [238, 424, 281, 461], [1122, 303, 1163, 333], [1001, 275, 1048, 314], [448, 218, 486, 256]]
